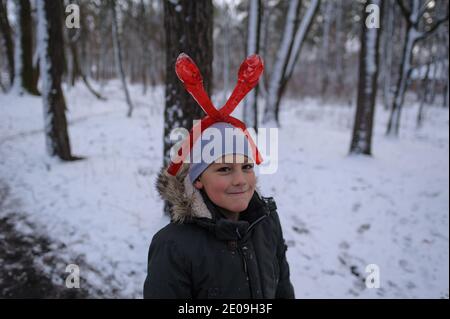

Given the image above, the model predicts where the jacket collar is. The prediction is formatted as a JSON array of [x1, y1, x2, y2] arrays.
[[197, 189, 269, 241]]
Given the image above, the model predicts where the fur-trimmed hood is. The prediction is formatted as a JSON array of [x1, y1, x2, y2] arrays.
[[155, 163, 212, 223]]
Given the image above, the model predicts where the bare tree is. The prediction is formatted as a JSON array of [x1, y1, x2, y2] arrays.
[[416, 28, 447, 125], [416, 60, 431, 128], [13, 0, 39, 95], [243, 0, 262, 131], [37, 0, 78, 161], [440, 28, 449, 108], [334, 0, 344, 97], [350, 0, 383, 155], [138, 0, 150, 95], [320, 0, 333, 98], [263, 0, 320, 126], [64, 2, 106, 101], [221, 3, 231, 105], [380, 0, 395, 110], [163, 0, 213, 166], [0, 0, 14, 87], [110, 0, 134, 117], [386, 0, 448, 136]]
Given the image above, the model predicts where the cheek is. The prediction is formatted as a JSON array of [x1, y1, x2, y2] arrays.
[[203, 173, 256, 211], [205, 178, 230, 200], [213, 178, 230, 192], [247, 173, 256, 188]]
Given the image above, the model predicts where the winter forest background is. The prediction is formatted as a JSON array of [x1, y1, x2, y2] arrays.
[[0, 0, 448, 298]]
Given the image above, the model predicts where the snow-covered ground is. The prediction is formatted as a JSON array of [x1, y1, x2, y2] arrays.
[[0, 81, 448, 298]]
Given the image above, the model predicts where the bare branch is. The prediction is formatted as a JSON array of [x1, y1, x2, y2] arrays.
[[418, 14, 449, 41], [417, 0, 433, 19]]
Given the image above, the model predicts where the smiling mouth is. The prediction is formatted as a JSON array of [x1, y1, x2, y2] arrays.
[[227, 190, 247, 195]]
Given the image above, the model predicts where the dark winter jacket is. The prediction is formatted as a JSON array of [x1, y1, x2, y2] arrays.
[[143, 164, 295, 299]]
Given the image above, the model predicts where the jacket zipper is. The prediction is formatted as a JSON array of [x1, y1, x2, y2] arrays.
[[239, 247, 249, 275], [237, 246, 252, 297], [237, 214, 267, 298]]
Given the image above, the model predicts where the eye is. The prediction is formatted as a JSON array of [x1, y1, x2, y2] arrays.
[[217, 166, 231, 173], [243, 163, 254, 170]]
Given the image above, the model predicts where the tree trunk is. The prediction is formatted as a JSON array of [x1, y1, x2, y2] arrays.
[[110, 0, 134, 117], [258, 1, 272, 100], [263, 0, 320, 126], [444, 75, 449, 108], [320, 0, 333, 98], [67, 26, 106, 100], [14, 0, 39, 95], [0, 0, 14, 87], [221, 3, 231, 105], [386, 9, 417, 136], [381, 0, 395, 110], [334, 0, 344, 97], [37, 0, 77, 161], [262, 0, 301, 126], [416, 62, 431, 128], [243, 0, 262, 131], [139, 0, 148, 95], [67, 31, 81, 87], [386, 0, 448, 136], [443, 28, 449, 108], [275, 0, 320, 124], [163, 0, 213, 166], [350, 0, 383, 155]]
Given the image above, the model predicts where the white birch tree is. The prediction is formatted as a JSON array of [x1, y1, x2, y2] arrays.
[[386, 0, 448, 136], [110, 0, 134, 117], [263, 0, 320, 126], [243, 0, 261, 130]]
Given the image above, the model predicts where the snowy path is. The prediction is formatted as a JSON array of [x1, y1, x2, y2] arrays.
[[0, 179, 91, 298]]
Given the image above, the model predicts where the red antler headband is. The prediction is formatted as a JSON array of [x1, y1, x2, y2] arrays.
[[167, 53, 264, 176]]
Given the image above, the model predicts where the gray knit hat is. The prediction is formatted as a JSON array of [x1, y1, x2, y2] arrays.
[[188, 122, 254, 183]]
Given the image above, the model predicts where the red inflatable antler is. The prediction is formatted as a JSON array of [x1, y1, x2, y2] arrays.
[[167, 53, 264, 176]]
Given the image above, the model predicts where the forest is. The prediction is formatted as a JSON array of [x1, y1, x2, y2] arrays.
[[0, 0, 448, 299]]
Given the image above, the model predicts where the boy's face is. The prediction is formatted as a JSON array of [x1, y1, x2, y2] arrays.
[[193, 154, 256, 213]]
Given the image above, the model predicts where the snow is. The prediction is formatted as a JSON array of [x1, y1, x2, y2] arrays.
[[0, 83, 448, 298], [258, 97, 449, 298], [1, 81, 167, 298]]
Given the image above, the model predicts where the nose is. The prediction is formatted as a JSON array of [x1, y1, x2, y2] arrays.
[[231, 169, 247, 187]]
